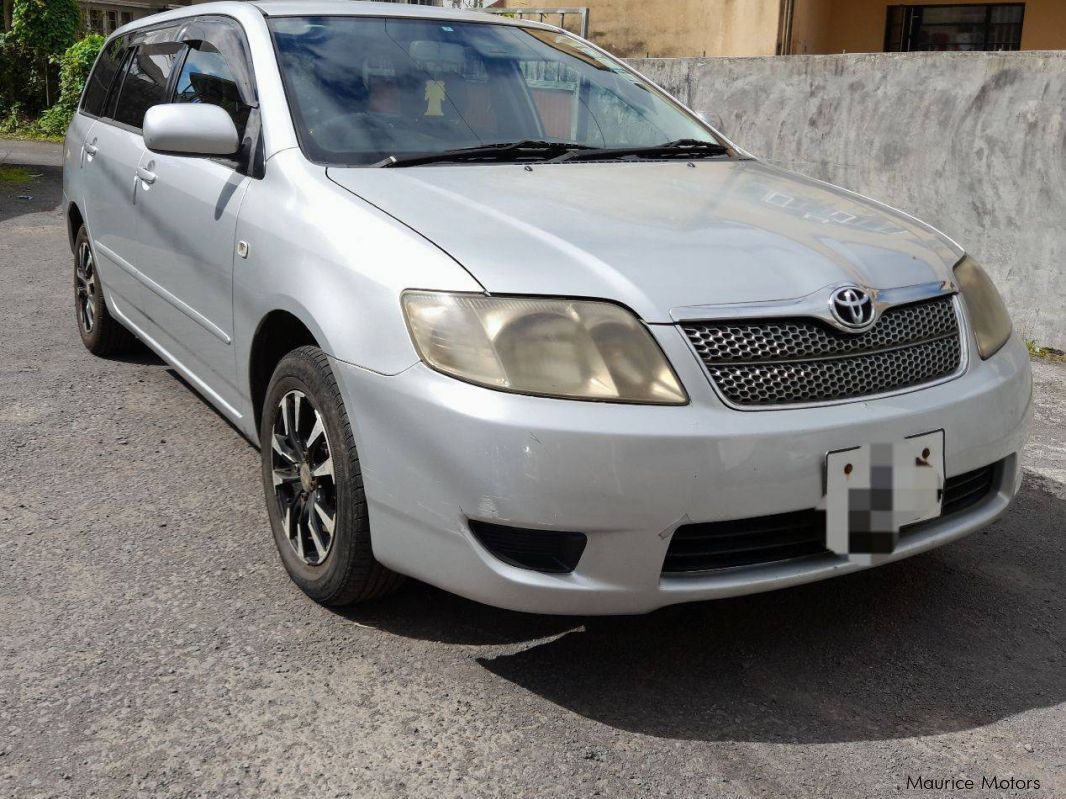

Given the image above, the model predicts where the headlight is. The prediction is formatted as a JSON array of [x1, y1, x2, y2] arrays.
[[402, 292, 687, 404], [954, 257, 1012, 359]]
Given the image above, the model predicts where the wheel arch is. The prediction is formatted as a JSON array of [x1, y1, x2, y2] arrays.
[[248, 309, 325, 435], [67, 202, 85, 253]]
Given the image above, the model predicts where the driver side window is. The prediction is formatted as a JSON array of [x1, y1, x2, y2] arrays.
[[174, 44, 251, 138]]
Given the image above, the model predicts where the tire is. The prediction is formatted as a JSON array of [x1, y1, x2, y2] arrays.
[[260, 345, 403, 606], [74, 225, 139, 356]]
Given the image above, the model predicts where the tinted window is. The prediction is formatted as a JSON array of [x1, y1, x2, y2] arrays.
[[113, 44, 180, 129], [81, 38, 126, 116], [886, 4, 1024, 51], [173, 45, 251, 137], [269, 17, 719, 165]]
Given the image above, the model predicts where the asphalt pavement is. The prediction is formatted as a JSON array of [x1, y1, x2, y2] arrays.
[[1, 148, 1063, 799]]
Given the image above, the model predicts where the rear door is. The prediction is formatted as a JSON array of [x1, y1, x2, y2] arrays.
[[78, 37, 147, 320], [64, 34, 122, 236], [132, 16, 257, 414]]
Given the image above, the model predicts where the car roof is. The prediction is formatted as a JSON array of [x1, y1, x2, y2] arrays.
[[113, 1, 546, 36], [251, 0, 521, 23]]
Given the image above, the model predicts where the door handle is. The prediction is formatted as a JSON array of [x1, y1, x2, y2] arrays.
[[136, 167, 157, 185], [84, 142, 98, 157]]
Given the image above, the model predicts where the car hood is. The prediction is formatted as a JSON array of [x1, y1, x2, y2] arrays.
[[326, 160, 962, 323]]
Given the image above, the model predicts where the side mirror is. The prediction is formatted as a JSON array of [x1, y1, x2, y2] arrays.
[[143, 103, 239, 157]]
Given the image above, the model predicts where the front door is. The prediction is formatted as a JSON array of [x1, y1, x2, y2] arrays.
[[131, 19, 257, 417], [133, 150, 250, 414]]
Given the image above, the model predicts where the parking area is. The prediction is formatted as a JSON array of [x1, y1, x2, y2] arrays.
[[1, 159, 1063, 798]]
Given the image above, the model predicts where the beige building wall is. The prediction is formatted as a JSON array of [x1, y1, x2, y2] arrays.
[[502, 0, 782, 57], [789, 0, 833, 54], [791, 0, 1066, 54]]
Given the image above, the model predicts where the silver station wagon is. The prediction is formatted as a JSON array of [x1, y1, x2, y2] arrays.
[[63, 1, 1032, 614]]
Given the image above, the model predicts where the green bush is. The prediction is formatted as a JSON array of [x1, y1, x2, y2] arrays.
[[0, 32, 48, 118], [38, 34, 105, 135]]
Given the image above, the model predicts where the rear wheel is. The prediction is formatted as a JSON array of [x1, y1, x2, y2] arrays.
[[260, 346, 403, 605], [74, 226, 138, 356]]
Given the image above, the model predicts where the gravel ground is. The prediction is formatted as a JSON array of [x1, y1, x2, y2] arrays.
[[1, 159, 1064, 799]]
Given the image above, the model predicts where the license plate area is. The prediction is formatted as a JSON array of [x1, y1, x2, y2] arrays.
[[826, 430, 945, 562]]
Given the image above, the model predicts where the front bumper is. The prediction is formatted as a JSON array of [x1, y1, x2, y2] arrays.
[[332, 328, 1032, 615]]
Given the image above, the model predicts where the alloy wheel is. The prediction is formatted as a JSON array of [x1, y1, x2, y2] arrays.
[[270, 389, 338, 566], [75, 241, 97, 334]]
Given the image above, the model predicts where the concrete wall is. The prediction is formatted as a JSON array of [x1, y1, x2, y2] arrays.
[[501, 0, 782, 57], [629, 51, 1066, 349]]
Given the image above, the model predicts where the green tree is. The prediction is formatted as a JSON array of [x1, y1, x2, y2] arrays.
[[38, 33, 104, 135], [9, 0, 79, 109], [0, 33, 45, 119], [10, 0, 79, 55]]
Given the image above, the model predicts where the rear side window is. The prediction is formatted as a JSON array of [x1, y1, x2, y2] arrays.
[[81, 38, 126, 117], [173, 38, 252, 137], [112, 44, 181, 129]]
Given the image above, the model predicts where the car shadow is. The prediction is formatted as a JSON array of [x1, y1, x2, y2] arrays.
[[164, 368, 259, 448], [107, 348, 165, 366], [349, 474, 1064, 744], [336, 581, 581, 646]]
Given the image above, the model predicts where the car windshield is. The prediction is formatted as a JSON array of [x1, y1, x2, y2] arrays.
[[268, 16, 725, 166]]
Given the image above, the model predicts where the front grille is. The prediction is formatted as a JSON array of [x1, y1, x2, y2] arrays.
[[663, 510, 829, 574], [682, 295, 962, 406], [663, 459, 1003, 575]]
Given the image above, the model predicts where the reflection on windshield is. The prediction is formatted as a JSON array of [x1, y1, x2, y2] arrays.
[[269, 16, 721, 165]]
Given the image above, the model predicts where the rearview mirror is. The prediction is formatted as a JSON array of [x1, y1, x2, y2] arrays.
[[143, 104, 239, 157]]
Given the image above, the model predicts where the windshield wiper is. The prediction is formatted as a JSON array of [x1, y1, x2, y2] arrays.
[[371, 140, 599, 168], [547, 138, 731, 164]]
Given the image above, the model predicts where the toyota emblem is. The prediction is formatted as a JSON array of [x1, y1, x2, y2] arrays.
[[829, 286, 876, 331]]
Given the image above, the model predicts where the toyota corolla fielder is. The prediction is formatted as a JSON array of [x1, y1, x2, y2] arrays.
[[63, 1, 1031, 614]]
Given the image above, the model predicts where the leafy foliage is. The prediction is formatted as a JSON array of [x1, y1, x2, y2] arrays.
[[10, 0, 79, 56], [38, 33, 104, 135], [0, 164, 35, 184], [1027, 339, 1066, 362], [0, 31, 48, 117], [1, 0, 79, 120]]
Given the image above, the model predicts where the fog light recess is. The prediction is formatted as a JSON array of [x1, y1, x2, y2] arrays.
[[468, 520, 587, 574]]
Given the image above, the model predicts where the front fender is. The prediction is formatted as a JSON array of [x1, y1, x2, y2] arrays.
[[232, 151, 482, 432]]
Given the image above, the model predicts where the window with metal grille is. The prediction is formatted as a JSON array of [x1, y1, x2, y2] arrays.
[[885, 4, 1024, 52]]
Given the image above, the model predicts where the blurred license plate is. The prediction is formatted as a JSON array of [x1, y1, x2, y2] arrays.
[[826, 430, 945, 561]]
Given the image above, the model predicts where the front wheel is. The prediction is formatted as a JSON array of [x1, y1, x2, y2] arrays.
[[260, 346, 403, 605]]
